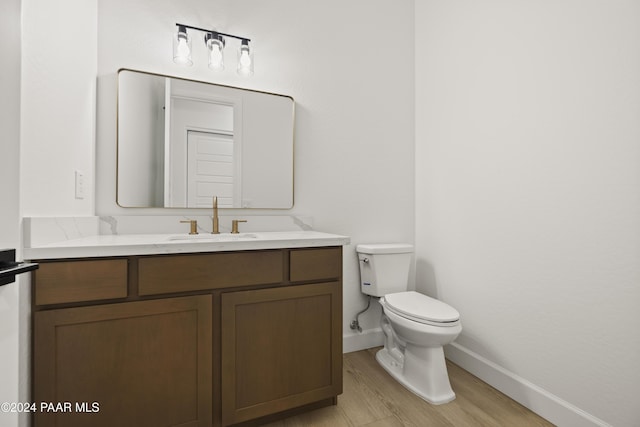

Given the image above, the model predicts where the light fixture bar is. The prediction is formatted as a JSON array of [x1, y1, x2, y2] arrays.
[[175, 23, 250, 44], [173, 23, 253, 75]]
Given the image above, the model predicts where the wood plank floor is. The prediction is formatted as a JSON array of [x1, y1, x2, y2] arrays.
[[264, 347, 554, 427]]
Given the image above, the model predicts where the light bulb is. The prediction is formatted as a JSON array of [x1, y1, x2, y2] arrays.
[[206, 34, 225, 71], [173, 26, 192, 66], [237, 40, 253, 76], [239, 50, 251, 67]]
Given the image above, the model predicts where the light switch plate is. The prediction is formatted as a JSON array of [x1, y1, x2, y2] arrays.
[[75, 170, 85, 199]]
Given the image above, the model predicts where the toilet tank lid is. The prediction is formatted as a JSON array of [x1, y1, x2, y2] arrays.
[[356, 243, 413, 254]]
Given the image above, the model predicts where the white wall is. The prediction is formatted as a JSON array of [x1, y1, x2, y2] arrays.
[[20, 0, 97, 217], [95, 0, 415, 344], [0, 1, 22, 426], [415, 1, 640, 426]]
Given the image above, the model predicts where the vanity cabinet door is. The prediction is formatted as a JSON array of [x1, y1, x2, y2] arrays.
[[220, 282, 342, 426], [33, 295, 213, 427]]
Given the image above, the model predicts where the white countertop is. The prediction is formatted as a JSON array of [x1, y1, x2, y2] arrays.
[[24, 231, 350, 260]]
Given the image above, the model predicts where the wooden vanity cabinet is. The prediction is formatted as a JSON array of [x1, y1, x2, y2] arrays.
[[32, 247, 343, 427]]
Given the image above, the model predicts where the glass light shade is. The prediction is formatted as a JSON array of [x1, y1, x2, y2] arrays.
[[173, 27, 192, 66], [237, 41, 254, 77], [207, 36, 225, 70]]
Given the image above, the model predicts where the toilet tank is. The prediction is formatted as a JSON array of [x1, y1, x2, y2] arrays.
[[356, 244, 413, 297]]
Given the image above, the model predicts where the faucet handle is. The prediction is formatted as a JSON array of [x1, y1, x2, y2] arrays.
[[180, 220, 198, 235], [231, 220, 247, 234]]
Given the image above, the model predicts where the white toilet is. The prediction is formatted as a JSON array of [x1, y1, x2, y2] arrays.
[[356, 243, 462, 405]]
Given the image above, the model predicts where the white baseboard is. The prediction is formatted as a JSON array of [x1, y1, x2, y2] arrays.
[[343, 328, 384, 353], [445, 342, 612, 427]]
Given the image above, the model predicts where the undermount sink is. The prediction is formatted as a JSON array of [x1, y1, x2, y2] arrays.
[[166, 233, 258, 242]]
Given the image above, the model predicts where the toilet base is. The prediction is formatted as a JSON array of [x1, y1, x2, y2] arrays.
[[376, 344, 456, 405]]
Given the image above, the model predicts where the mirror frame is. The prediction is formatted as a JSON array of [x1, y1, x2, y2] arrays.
[[116, 68, 295, 209]]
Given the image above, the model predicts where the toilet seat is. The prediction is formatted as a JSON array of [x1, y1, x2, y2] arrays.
[[383, 291, 460, 327]]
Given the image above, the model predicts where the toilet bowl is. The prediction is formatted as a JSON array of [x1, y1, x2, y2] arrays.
[[377, 291, 461, 404], [356, 244, 462, 405]]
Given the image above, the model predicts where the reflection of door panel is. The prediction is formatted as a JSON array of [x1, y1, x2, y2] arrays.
[[187, 131, 238, 208], [168, 97, 236, 207]]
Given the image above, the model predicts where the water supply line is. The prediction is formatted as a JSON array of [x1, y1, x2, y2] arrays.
[[350, 295, 372, 333]]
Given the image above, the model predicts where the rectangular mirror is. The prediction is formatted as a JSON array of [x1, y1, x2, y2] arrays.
[[117, 69, 294, 208]]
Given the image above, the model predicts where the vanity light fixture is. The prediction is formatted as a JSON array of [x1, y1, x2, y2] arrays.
[[173, 23, 253, 76]]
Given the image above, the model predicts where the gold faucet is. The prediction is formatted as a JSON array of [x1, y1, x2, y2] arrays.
[[231, 220, 247, 234], [180, 220, 198, 235], [211, 196, 220, 234]]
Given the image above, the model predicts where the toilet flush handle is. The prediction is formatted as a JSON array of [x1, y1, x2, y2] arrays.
[[360, 257, 369, 263]]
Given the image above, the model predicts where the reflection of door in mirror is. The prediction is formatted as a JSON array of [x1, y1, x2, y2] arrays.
[[165, 91, 241, 208], [186, 131, 238, 208]]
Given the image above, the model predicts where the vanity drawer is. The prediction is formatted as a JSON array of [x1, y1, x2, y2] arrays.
[[138, 250, 284, 296], [289, 247, 342, 282], [34, 259, 128, 306]]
